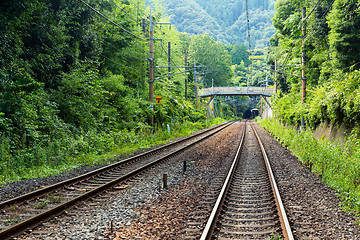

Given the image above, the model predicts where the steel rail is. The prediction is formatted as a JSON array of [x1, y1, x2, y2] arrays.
[[0, 121, 235, 240], [0, 121, 233, 210], [200, 121, 294, 240], [251, 123, 294, 240], [200, 121, 246, 240]]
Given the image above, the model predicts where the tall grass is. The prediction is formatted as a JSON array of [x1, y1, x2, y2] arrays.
[[0, 118, 225, 185], [260, 118, 360, 214]]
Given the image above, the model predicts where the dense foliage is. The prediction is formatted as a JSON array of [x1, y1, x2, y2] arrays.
[[263, 0, 360, 215], [0, 0, 237, 184], [260, 119, 360, 214], [162, 0, 276, 48], [189, 34, 232, 87], [268, 0, 360, 129]]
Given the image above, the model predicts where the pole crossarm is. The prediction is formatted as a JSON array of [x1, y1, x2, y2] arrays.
[[199, 86, 275, 98]]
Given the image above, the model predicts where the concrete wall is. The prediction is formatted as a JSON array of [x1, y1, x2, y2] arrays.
[[313, 121, 351, 144]]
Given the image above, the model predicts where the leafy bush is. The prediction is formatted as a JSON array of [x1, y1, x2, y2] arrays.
[[274, 70, 360, 129], [260, 118, 360, 214]]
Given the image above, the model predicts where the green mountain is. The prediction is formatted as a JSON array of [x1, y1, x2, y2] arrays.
[[162, 0, 276, 48]]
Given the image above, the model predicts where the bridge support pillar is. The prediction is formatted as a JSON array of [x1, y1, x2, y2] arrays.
[[261, 95, 273, 119], [205, 96, 215, 119]]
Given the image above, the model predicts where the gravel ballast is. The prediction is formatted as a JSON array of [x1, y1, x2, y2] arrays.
[[4, 121, 360, 239]]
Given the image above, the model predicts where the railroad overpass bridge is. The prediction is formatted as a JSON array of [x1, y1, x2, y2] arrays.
[[199, 86, 275, 98], [198, 86, 275, 118]]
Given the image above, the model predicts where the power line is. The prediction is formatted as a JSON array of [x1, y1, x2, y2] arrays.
[[79, 0, 149, 43], [100, 54, 144, 73], [298, 0, 323, 28], [255, 65, 302, 78], [281, 0, 328, 69], [304, 0, 336, 42], [251, 64, 301, 67], [87, 20, 148, 59], [159, 43, 187, 78], [155, 69, 194, 80], [108, 0, 141, 24]]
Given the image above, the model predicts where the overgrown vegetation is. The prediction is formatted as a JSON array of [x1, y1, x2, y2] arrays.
[[263, 1, 360, 215], [0, 0, 237, 185], [267, 0, 360, 129], [260, 118, 360, 214], [273, 70, 360, 129]]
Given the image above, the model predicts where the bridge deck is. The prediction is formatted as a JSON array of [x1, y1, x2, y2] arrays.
[[199, 87, 274, 97]]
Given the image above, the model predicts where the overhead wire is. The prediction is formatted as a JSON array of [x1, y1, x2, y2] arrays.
[[255, 65, 302, 78], [155, 69, 194, 80], [304, 0, 336, 43], [108, 0, 141, 24], [100, 54, 142, 72], [96, 14, 148, 55], [280, 0, 330, 71], [78, 0, 149, 77], [85, 8, 148, 61], [82, 0, 198, 84], [277, 0, 337, 78], [298, 0, 323, 28], [159, 43, 188, 78], [79, 0, 149, 43]]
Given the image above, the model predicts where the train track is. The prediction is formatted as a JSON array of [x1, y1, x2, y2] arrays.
[[0, 121, 235, 240], [200, 121, 293, 240]]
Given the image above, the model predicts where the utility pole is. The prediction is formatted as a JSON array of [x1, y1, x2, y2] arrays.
[[149, 6, 154, 128], [265, 71, 268, 87], [194, 61, 198, 110], [185, 53, 188, 100], [220, 97, 222, 117], [301, 7, 306, 130], [275, 59, 277, 94], [168, 42, 171, 81], [142, 19, 146, 33], [274, 59, 277, 120]]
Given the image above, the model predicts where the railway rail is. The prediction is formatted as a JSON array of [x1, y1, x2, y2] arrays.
[[0, 121, 235, 240], [200, 121, 293, 240]]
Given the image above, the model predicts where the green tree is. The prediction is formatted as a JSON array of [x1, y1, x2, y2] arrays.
[[230, 44, 251, 66], [327, 0, 360, 70], [189, 34, 233, 86]]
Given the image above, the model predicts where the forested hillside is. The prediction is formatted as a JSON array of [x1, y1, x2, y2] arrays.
[[162, 0, 276, 48]]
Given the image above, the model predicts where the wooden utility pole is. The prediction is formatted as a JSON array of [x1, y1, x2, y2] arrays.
[[185, 53, 188, 100], [301, 7, 306, 103], [301, 7, 306, 129], [142, 19, 146, 33], [149, 6, 154, 127], [219, 97, 222, 116], [168, 42, 171, 81], [275, 59, 278, 94], [194, 61, 198, 110]]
